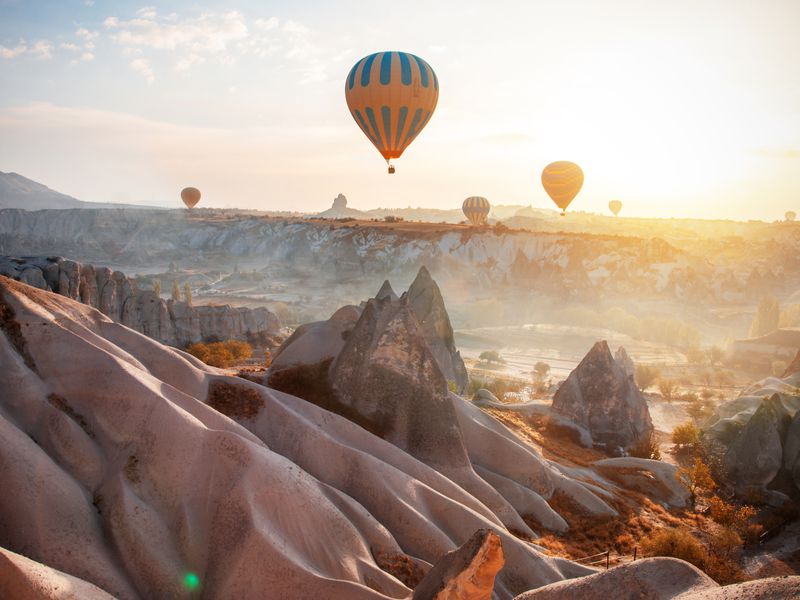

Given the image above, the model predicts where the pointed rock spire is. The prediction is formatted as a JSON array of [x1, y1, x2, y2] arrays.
[[375, 279, 399, 302]]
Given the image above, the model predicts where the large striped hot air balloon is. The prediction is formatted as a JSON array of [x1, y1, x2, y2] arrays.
[[609, 200, 623, 216], [462, 196, 490, 226], [541, 161, 584, 215], [181, 187, 201, 209], [345, 51, 439, 174]]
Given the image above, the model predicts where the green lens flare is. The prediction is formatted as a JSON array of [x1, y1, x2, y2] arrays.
[[183, 572, 200, 590]]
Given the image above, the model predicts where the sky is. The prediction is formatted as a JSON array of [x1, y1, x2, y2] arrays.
[[0, 0, 798, 219]]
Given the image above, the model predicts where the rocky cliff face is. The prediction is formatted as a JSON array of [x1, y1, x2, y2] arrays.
[[707, 356, 800, 501], [2, 207, 793, 305], [552, 340, 654, 452], [0, 256, 280, 347]]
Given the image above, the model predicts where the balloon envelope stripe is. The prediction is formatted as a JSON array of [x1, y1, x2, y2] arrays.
[[395, 106, 409, 148], [401, 108, 424, 148], [412, 55, 430, 87], [380, 52, 393, 85], [399, 52, 412, 84], [365, 107, 385, 148], [381, 106, 392, 150], [360, 53, 378, 86], [353, 109, 378, 146]]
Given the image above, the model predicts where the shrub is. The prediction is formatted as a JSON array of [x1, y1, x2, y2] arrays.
[[186, 340, 253, 368], [533, 361, 551, 379], [658, 378, 678, 401], [635, 365, 661, 391], [708, 496, 757, 530], [630, 433, 661, 460], [641, 527, 705, 567], [479, 350, 505, 364], [672, 421, 700, 449]]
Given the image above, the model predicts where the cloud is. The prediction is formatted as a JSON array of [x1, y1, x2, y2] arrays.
[[80, 52, 95, 62], [60, 42, 79, 51], [0, 43, 27, 59], [129, 58, 154, 84], [107, 10, 248, 54], [84, 0, 94, 6], [29, 40, 53, 60]]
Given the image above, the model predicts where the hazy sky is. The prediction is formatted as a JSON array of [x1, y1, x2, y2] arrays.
[[1, 0, 798, 219]]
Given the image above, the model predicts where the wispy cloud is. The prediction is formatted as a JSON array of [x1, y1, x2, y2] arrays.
[[29, 40, 53, 60], [129, 58, 154, 84], [105, 8, 248, 53], [0, 43, 27, 59]]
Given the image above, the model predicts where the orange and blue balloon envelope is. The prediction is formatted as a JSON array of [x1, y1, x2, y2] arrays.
[[462, 196, 491, 225], [609, 199, 622, 216], [541, 162, 583, 215], [345, 51, 439, 170], [181, 187, 201, 209]]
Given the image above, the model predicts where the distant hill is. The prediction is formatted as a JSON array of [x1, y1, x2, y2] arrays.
[[0, 171, 149, 210]]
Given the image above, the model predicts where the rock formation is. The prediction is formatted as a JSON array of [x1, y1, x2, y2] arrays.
[[406, 266, 469, 393], [614, 345, 635, 379], [706, 359, 800, 499], [1, 275, 600, 599], [552, 341, 653, 452], [330, 294, 470, 470], [412, 529, 504, 600], [268, 269, 621, 541], [333, 193, 347, 210], [0, 256, 281, 348], [721, 394, 792, 501], [512, 558, 800, 600]]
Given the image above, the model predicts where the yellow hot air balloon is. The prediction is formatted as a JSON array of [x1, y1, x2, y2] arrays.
[[786, 211, 796, 222], [462, 196, 490, 226], [345, 51, 439, 174], [181, 187, 201, 209], [609, 200, 623, 216], [541, 161, 584, 215]]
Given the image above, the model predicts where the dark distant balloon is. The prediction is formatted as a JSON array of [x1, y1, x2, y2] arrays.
[[786, 211, 796, 222], [541, 161, 583, 215], [181, 187, 201, 209], [462, 196, 490, 225], [345, 51, 439, 174], [609, 200, 623, 216]]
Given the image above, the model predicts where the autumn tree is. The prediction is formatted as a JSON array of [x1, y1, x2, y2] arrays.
[[153, 279, 161, 296], [677, 457, 716, 509], [183, 283, 193, 306], [635, 364, 661, 391], [172, 281, 181, 302]]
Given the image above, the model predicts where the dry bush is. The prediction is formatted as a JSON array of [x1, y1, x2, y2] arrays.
[[186, 340, 253, 368], [658, 378, 678, 401], [629, 433, 661, 460], [614, 533, 635, 554], [641, 527, 706, 567], [708, 496, 757, 532], [672, 421, 700, 449]]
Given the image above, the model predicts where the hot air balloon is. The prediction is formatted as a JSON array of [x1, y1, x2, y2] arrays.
[[345, 51, 439, 174], [787, 211, 797, 222], [181, 187, 201, 209], [541, 161, 584, 215], [462, 196, 490, 226], [609, 200, 623, 216]]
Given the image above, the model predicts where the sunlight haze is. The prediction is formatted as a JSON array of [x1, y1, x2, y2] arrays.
[[1, 0, 798, 219]]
